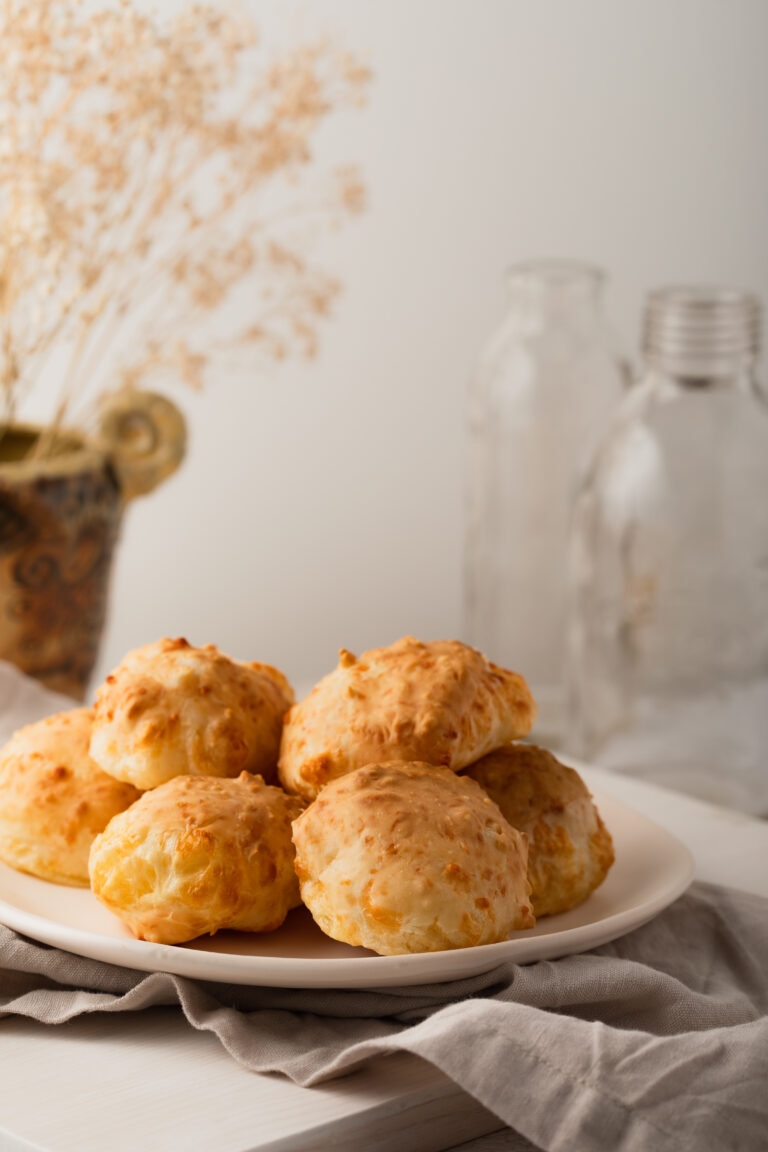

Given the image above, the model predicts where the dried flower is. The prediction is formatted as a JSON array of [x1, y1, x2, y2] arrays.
[[0, 0, 369, 452]]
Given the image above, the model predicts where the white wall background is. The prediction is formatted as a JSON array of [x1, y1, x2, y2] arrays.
[[87, 0, 768, 689]]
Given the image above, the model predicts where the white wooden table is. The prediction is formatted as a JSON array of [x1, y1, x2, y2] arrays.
[[1, 766, 766, 1152]]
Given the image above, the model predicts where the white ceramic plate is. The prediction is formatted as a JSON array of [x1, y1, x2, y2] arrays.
[[0, 781, 693, 988]]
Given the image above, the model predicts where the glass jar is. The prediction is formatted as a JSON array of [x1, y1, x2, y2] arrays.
[[566, 286, 768, 815], [464, 260, 626, 745]]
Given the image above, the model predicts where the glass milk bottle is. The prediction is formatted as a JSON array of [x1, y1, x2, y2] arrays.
[[567, 287, 768, 815], [464, 261, 626, 745]]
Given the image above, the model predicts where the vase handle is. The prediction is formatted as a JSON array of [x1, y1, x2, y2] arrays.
[[96, 390, 186, 502]]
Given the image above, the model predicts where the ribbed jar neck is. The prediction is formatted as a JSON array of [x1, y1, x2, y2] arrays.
[[505, 260, 604, 320], [643, 286, 761, 383]]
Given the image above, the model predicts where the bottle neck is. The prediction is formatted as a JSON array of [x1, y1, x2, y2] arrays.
[[505, 260, 604, 325]]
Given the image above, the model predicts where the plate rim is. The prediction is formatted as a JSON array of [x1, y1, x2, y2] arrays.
[[0, 782, 694, 988]]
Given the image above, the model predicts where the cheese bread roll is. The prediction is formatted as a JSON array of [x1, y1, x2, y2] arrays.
[[464, 744, 614, 917], [292, 760, 534, 955], [91, 637, 293, 790], [0, 708, 140, 886], [279, 636, 536, 801], [89, 772, 303, 944]]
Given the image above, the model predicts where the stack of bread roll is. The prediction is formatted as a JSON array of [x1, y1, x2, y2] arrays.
[[0, 635, 613, 955]]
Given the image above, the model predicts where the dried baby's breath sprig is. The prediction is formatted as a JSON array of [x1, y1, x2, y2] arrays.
[[0, 0, 369, 452]]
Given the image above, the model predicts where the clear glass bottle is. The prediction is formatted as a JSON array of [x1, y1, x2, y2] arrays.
[[566, 286, 768, 815], [464, 261, 626, 745]]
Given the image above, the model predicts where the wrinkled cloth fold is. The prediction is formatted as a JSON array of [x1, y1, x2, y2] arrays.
[[1, 882, 767, 1152]]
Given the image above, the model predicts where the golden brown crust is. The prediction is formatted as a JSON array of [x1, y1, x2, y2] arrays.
[[292, 760, 535, 955], [278, 636, 536, 800], [0, 709, 141, 886], [463, 744, 614, 916], [89, 771, 304, 944], [90, 637, 294, 790]]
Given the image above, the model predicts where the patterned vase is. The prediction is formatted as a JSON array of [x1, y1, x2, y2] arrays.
[[0, 391, 185, 699]]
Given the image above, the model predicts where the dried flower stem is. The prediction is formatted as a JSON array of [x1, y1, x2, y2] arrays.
[[0, 0, 369, 454]]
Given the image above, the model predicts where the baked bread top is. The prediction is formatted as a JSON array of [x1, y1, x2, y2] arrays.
[[464, 744, 614, 917], [279, 636, 536, 800], [90, 637, 294, 790], [0, 708, 140, 886], [89, 771, 304, 944], [292, 759, 535, 955], [464, 743, 589, 829]]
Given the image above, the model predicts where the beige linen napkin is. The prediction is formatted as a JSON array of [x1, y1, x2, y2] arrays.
[[1, 883, 767, 1152], [0, 660, 75, 744]]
